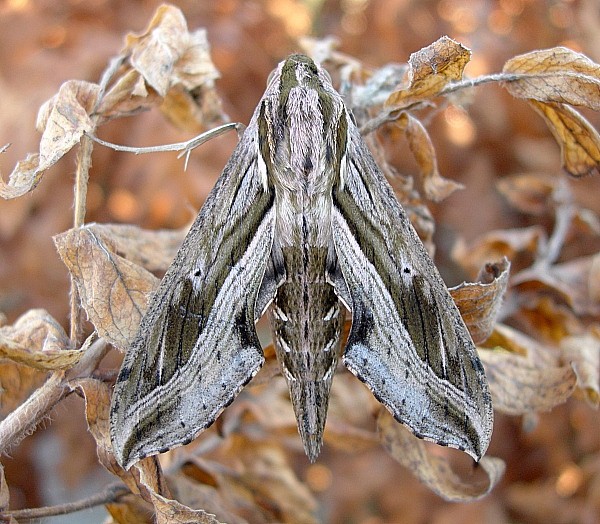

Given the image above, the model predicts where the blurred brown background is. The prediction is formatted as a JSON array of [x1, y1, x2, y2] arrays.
[[1, 1, 599, 523]]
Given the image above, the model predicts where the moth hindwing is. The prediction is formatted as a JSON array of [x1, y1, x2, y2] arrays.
[[109, 53, 493, 469]]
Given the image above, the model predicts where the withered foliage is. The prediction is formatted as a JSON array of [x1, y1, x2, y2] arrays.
[[0, 3, 599, 523]]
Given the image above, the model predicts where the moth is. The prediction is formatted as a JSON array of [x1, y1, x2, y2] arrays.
[[110, 54, 493, 469]]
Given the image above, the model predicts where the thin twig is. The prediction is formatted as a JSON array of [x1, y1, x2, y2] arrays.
[[70, 134, 94, 345], [0, 373, 71, 455], [87, 122, 240, 155], [2, 482, 129, 521], [360, 72, 529, 135]]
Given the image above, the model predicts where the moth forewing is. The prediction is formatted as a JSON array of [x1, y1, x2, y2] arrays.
[[109, 53, 493, 470], [109, 115, 278, 470], [331, 125, 493, 460]]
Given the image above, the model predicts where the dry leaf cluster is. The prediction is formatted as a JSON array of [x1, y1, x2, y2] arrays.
[[0, 2, 599, 523]]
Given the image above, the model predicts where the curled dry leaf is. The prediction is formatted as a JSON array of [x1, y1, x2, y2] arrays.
[[0, 309, 82, 370], [377, 410, 504, 502], [385, 36, 471, 109], [54, 225, 159, 349], [561, 332, 600, 407], [95, 68, 159, 123], [122, 4, 222, 130], [513, 254, 600, 317], [496, 172, 559, 216], [503, 47, 600, 111], [528, 100, 600, 177], [396, 112, 463, 201], [0, 463, 16, 524], [124, 4, 219, 96], [453, 226, 545, 276], [166, 474, 248, 524], [233, 443, 319, 524], [479, 347, 577, 415], [150, 491, 223, 524], [480, 324, 578, 414], [88, 223, 187, 273], [502, 47, 600, 176], [0, 463, 8, 512], [76, 377, 218, 523], [450, 258, 510, 344], [1, 80, 99, 200]]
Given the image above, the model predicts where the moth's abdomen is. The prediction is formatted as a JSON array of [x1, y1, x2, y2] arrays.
[[269, 245, 342, 461]]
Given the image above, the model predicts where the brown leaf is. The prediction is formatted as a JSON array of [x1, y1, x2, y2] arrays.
[[513, 255, 600, 316], [377, 410, 505, 501], [0, 463, 9, 511], [396, 112, 463, 201], [54, 226, 158, 349], [235, 444, 319, 524], [480, 325, 578, 414], [36, 80, 100, 169], [151, 491, 223, 524], [503, 47, 600, 110], [96, 69, 159, 123], [528, 100, 600, 177], [88, 223, 186, 273], [167, 474, 248, 524], [0, 463, 17, 524], [385, 36, 471, 108], [561, 332, 600, 407], [123, 5, 219, 97], [1, 80, 100, 200], [496, 172, 559, 215], [450, 258, 510, 344], [0, 153, 41, 199], [0, 309, 82, 370], [453, 226, 545, 276]]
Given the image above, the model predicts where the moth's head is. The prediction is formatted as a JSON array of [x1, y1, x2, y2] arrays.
[[266, 54, 335, 99]]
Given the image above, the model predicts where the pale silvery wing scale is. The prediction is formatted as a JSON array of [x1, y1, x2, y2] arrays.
[[110, 110, 277, 469], [110, 54, 493, 469]]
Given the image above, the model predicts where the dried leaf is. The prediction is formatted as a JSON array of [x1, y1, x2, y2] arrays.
[[386, 36, 471, 108], [561, 332, 600, 407], [234, 444, 319, 524], [480, 323, 579, 413], [88, 223, 186, 273], [0, 463, 16, 524], [0, 463, 9, 511], [450, 258, 510, 344], [0, 153, 41, 199], [167, 475, 248, 524], [503, 47, 600, 110], [77, 379, 167, 495], [377, 410, 504, 501], [397, 112, 463, 201], [528, 100, 600, 177], [0, 309, 82, 370], [37, 80, 99, 169], [150, 491, 223, 524], [54, 226, 158, 349], [96, 69, 158, 122], [453, 226, 545, 276], [496, 172, 559, 215], [1, 80, 100, 199], [123, 4, 219, 97], [514, 255, 600, 316]]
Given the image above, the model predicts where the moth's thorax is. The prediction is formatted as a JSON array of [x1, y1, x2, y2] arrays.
[[264, 83, 345, 247]]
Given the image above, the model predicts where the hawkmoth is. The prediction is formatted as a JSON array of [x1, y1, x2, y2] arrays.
[[110, 54, 493, 469]]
